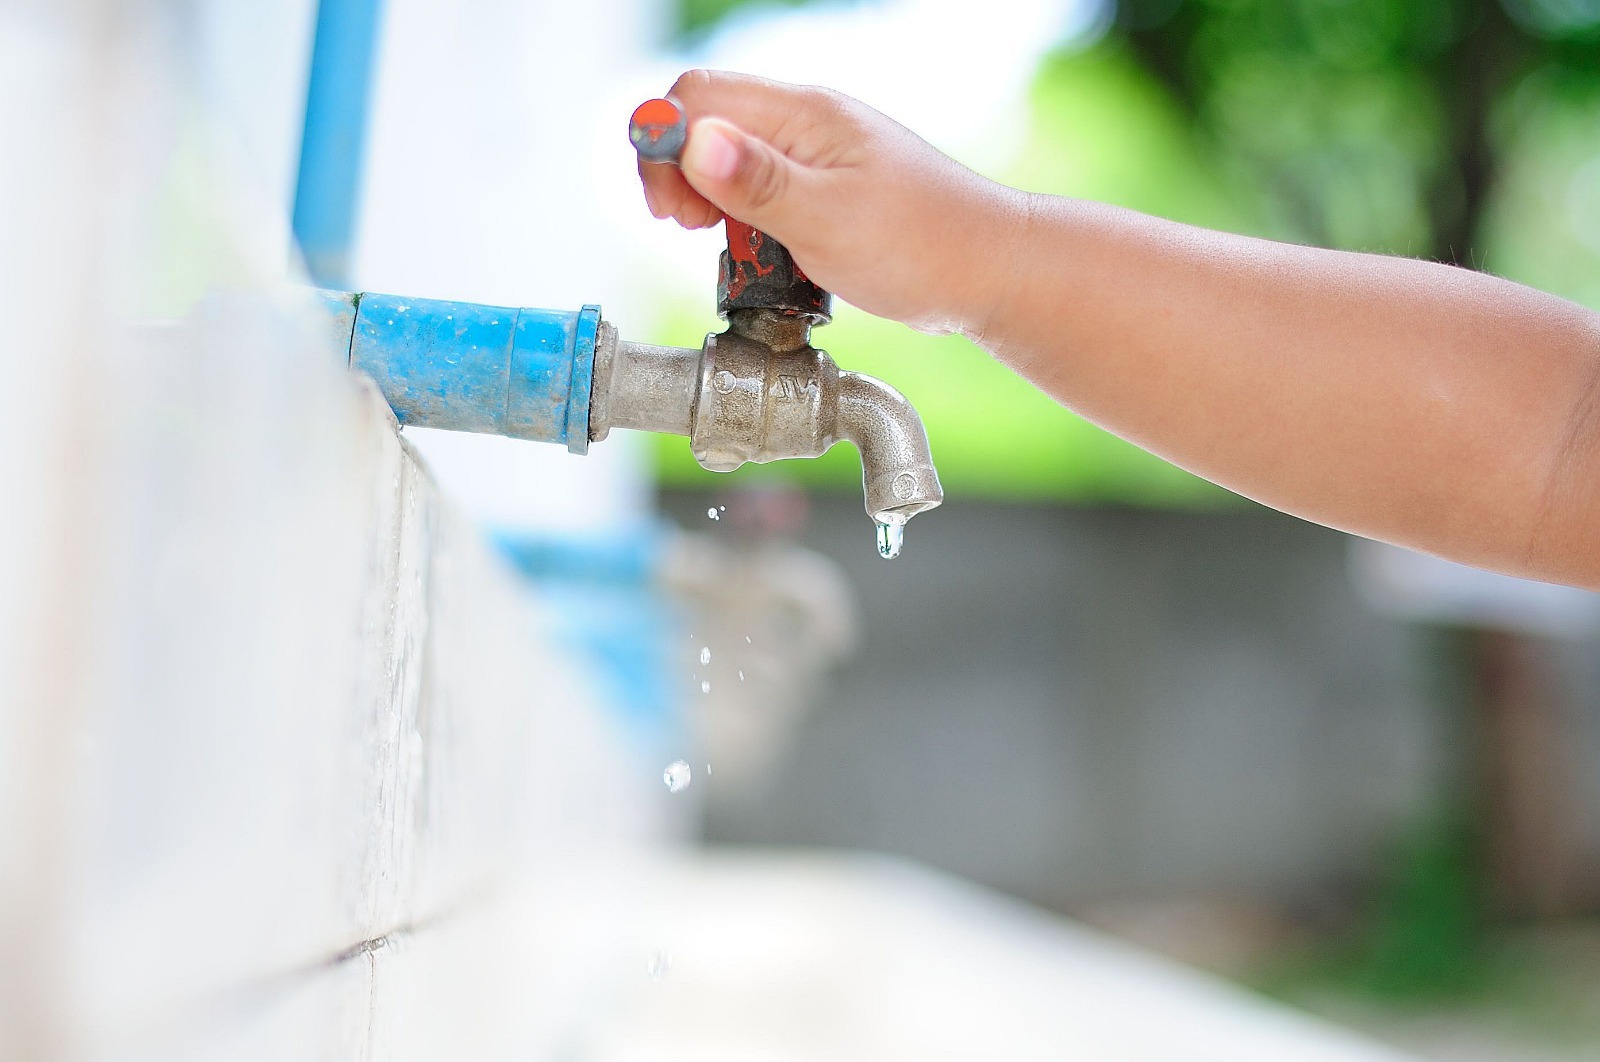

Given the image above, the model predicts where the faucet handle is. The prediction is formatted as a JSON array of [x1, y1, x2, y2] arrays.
[[629, 97, 688, 163], [717, 220, 831, 326], [629, 98, 832, 327]]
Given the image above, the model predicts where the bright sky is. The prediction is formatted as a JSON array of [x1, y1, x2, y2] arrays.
[[700, 0, 1105, 154]]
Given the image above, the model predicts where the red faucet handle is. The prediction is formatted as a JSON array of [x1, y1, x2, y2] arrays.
[[718, 219, 831, 324], [629, 98, 687, 164], [629, 98, 830, 324]]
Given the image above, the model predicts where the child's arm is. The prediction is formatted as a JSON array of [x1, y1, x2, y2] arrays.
[[641, 70, 1600, 589]]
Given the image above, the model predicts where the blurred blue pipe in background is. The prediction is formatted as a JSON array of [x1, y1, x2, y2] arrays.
[[293, 0, 385, 288], [495, 528, 688, 759]]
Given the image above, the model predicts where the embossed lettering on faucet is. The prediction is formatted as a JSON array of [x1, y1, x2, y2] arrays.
[[772, 375, 819, 401], [712, 369, 739, 395]]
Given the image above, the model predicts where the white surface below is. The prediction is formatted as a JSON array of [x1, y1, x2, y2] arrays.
[[592, 851, 1417, 1062]]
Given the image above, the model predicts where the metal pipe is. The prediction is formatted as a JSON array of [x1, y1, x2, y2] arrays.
[[591, 336, 699, 439]]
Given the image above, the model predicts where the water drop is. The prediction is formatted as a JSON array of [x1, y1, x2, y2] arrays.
[[738, 669, 745, 682], [744, 635, 752, 644], [700, 680, 711, 694], [699, 646, 712, 665], [662, 760, 692, 792], [876, 517, 905, 560], [646, 951, 672, 979], [706, 507, 719, 521]]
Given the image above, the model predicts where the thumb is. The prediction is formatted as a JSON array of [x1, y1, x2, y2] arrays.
[[680, 117, 804, 237]]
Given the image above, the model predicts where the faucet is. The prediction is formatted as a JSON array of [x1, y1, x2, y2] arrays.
[[317, 100, 942, 554], [589, 218, 943, 544]]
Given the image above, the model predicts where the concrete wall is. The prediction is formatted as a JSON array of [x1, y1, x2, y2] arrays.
[[683, 491, 1600, 917], [0, 6, 671, 1057], [672, 492, 1492, 910]]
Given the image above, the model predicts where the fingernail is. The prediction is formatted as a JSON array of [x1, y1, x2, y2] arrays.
[[643, 184, 662, 217], [685, 123, 739, 182]]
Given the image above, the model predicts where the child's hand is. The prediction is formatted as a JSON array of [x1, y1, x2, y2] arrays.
[[638, 70, 1024, 337], [639, 74, 1600, 589]]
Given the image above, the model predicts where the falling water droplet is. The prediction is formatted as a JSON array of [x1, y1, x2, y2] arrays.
[[876, 517, 905, 560], [700, 680, 711, 694], [646, 951, 672, 979], [706, 507, 719, 521], [699, 646, 712, 665], [662, 760, 692, 792], [744, 635, 752, 644]]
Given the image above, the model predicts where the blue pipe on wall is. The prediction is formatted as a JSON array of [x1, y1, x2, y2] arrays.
[[322, 290, 600, 454], [293, 0, 385, 289]]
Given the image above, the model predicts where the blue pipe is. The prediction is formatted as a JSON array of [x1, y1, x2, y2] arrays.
[[494, 527, 687, 757], [293, 0, 385, 289], [322, 290, 600, 454]]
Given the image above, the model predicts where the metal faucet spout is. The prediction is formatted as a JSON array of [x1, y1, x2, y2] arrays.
[[836, 371, 943, 524]]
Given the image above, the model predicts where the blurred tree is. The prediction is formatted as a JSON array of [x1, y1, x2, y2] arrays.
[[1113, 0, 1600, 264], [674, 0, 816, 41]]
